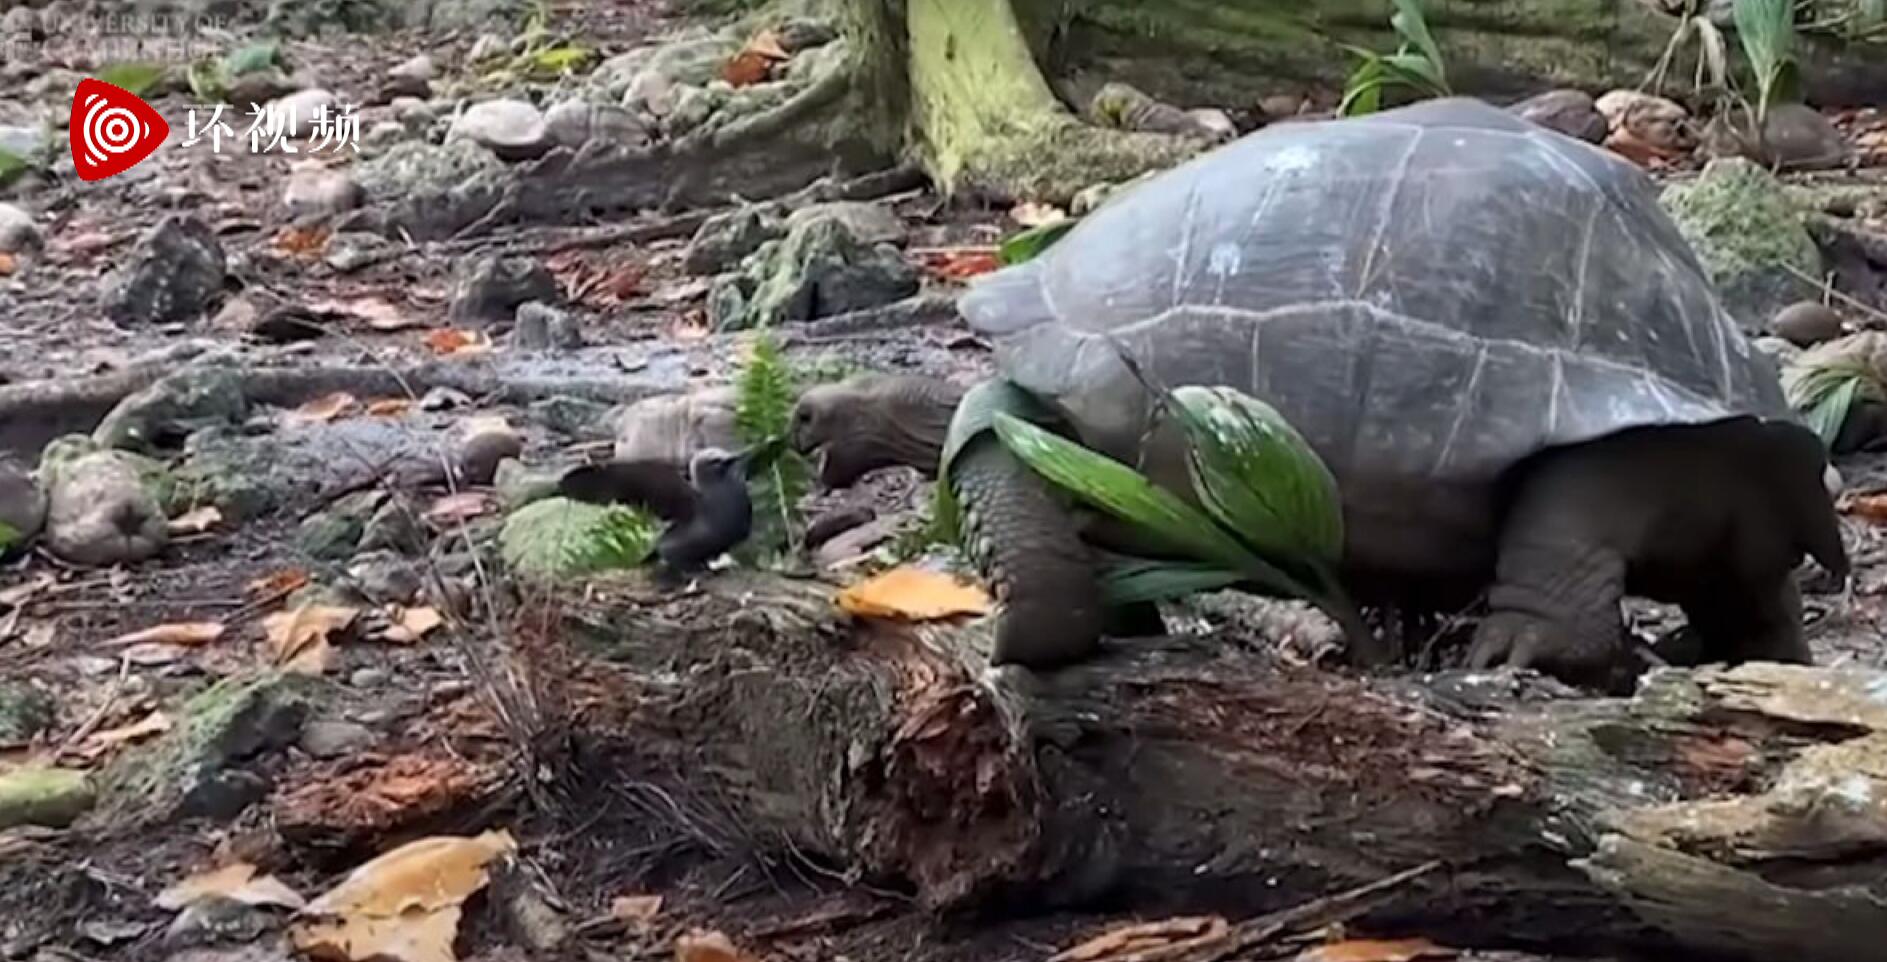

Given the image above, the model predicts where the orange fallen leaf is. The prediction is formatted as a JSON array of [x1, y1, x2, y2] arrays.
[[423, 328, 494, 357], [676, 929, 761, 962], [426, 491, 496, 525], [722, 28, 789, 87], [375, 606, 444, 645], [158, 862, 307, 912], [913, 247, 1001, 280], [367, 398, 414, 417], [611, 894, 663, 924], [342, 297, 416, 332], [1296, 937, 1455, 962], [1049, 916, 1229, 962], [291, 830, 516, 962], [0, 252, 16, 276], [836, 566, 992, 621], [76, 710, 172, 759], [1843, 492, 1887, 524], [248, 568, 311, 599], [168, 506, 224, 535], [288, 391, 359, 425], [263, 604, 359, 676], [102, 621, 227, 647], [275, 224, 331, 256]]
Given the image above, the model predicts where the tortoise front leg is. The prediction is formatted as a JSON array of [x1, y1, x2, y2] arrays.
[[951, 433, 1109, 668]]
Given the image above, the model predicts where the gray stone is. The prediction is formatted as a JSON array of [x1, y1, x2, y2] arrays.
[[323, 231, 397, 272], [345, 549, 422, 604], [365, 121, 407, 148], [451, 417, 523, 486], [350, 667, 389, 688], [177, 768, 268, 821], [296, 490, 384, 560], [785, 201, 906, 248], [683, 206, 784, 275], [282, 164, 362, 219], [423, 0, 524, 33], [0, 680, 54, 744], [494, 458, 560, 509], [1771, 300, 1845, 346], [270, 88, 336, 139], [355, 138, 502, 201], [360, 494, 428, 553], [104, 214, 227, 327], [391, 53, 437, 84], [449, 255, 559, 327], [467, 32, 508, 63], [709, 217, 920, 331], [93, 367, 250, 454], [0, 457, 46, 554], [448, 98, 550, 161], [0, 202, 40, 253], [0, 122, 48, 159], [40, 448, 169, 566], [543, 99, 650, 151], [1661, 157, 1823, 329], [224, 70, 300, 111], [530, 396, 610, 437], [609, 387, 740, 465], [298, 719, 376, 759], [1510, 88, 1607, 143], [511, 300, 581, 350]]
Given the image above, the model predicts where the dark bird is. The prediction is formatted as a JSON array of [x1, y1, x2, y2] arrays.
[[555, 438, 783, 581]]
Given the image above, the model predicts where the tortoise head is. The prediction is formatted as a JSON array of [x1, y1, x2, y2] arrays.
[[791, 374, 962, 489]]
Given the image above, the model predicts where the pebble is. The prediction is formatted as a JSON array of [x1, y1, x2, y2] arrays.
[[511, 300, 582, 350], [271, 88, 338, 139], [298, 719, 377, 759], [0, 201, 38, 253], [282, 163, 363, 219], [1771, 301, 1845, 347], [391, 53, 437, 83], [452, 416, 524, 486], [449, 98, 552, 161], [350, 667, 390, 688], [448, 254, 559, 326], [468, 32, 507, 63]]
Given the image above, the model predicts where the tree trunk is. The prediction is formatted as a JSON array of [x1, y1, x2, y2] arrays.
[[558, 571, 1887, 961]]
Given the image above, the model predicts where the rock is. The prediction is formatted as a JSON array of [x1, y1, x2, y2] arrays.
[[360, 494, 428, 554], [1771, 301, 1845, 346], [0, 767, 94, 830], [104, 214, 227, 327], [452, 416, 523, 486], [1595, 89, 1694, 156], [0, 680, 54, 743], [0, 202, 40, 253], [543, 99, 649, 150], [391, 53, 437, 84], [814, 513, 907, 569], [0, 456, 46, 553], [344, 549, 422, 604], [785, 201, 906, 248], [709, 217, 920, 331], [162, 896, 276, 948], [467, 32, 508, 63], [1, 7, 37, 35], [224, 70, 300, 111], [323, 231, 396, 272], [494, 458, 560, 509], [530, 396, 611, 437], [296, 490, 384, 560], [425, 0, 525, 34], [1701, 103, 1851, 172], [511, 300, 582, 350], [95, 672, 307, 827], [610, 386, 741, 465], [1753, 335, 1803, 365], [1661, 157, 1823, 329], [269, 88, 337, 139], [355, 138, 503, 201], [93, 367, 250, 453], [350, 667, 389, 688], [0, 122, 48, 159], [298, 719, 376, 759], [449, 255, 559, 327], [39, 447, 169, 566], [448, 98, 551, 161], [282, 163, 362, 219], [623, 69, 678, 117], [1510, 89, 1606, 143], [1089, 82, 1233, 142], [421, 386, 473, 411], [381, 54, 435, 100], [391, 96, 436, 129], [365, 120, 407, 148], [683, 207, 785, 275], [1258, 93, 1307, 121]]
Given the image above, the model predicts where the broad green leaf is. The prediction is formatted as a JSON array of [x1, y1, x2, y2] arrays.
[[992, 413, 1303, 597], [940, 380, 1058, 483], [97, 62, 168, 96], [1098, 558, 1245, 606], [1734, 0, 1796, 109], [1804, 375, 1861, 445], [0, 148, 27, 187], [499, 497, 657, 579], [1379, 52, 1445, 93], [1169, 385, 1344, 565], [1339, 58, 1387, 116], [1389, 0, 1447, 86], [999, 219, 1078, 266], [223, 41, 282, 76], [0, 520, 19, 552], [187, 58, 231, 102]]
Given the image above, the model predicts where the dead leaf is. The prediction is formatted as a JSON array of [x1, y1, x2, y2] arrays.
[[913, 247, 1001, 280], [1844, 492, 1887, 524], [422, 328, 493, 357], [290, 830, 516, 962], [248, 569, 311, 599], [836, 567, 992, 621], [367, 398, 414, 417], [0, 252, 16, 276], [275, 224, 331, 256], [426, 492, 496, 525], [319, 296, 416, 332], [168, 506, 224, 535], [157, 862, 307, 912], [1011, 201, 1068, 228], [263, 604, 359, 676], [288, 391, 360, 425], [375, 606, 443, 645], [1049, 916, 1230, 962], [102, 621, 227, 648], [722, 28, 789, 87], [75, 711, 171, 759], [1295, 937, 1455, 962], [610, 894, 663, 924], [676, 929, 761, 962], [121, 642, 189, 666]]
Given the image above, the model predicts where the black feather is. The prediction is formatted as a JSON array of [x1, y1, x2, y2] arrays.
[[556, 460, 699, 524]]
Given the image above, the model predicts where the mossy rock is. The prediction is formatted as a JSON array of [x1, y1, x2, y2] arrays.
[[499, 496, 658, 580], [1660, 158, 1822, 331], [0, 767, 94, 829], [93, 671, 313, 827], [0, 681, 54, 744]]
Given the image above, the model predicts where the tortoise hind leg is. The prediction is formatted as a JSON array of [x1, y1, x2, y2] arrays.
[[1679, 578, 1811, 667], [951, 434, 1109, 668]]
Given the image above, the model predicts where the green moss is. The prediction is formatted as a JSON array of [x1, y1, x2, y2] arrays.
[[0, 767, 94, 829], [1660, 157, 1821, 325]]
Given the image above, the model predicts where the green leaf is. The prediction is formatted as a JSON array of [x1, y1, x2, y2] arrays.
[[734, 331, 810, 561], [223, 41, 282, 76], [1339, 58, 1387, 117], [998, 219, 1078, 266], [499, 497, 657, 579], [941, 380, 1059, 483], [1390, 0, 1447, 85], [529, 43, 596, 76], [1098, 558, 1245, 606], [1734, 0, 1797, 110], [187, 58, 231, 102], [1804, 375, 1861, 445], [0, 520, 20, 553], [97, 62, 168, 97], [1167, 385, 1344, 565], [0, 148, 28, 188], [1379, 52, 1448, 94]]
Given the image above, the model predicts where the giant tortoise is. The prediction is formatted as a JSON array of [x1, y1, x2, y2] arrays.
[[791, 97, 1849, 688]]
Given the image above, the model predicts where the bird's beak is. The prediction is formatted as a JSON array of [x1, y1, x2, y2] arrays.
[[733, 436, 787, 475]]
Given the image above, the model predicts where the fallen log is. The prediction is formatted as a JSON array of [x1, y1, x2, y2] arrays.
[[555, 570, 1887, 961]]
